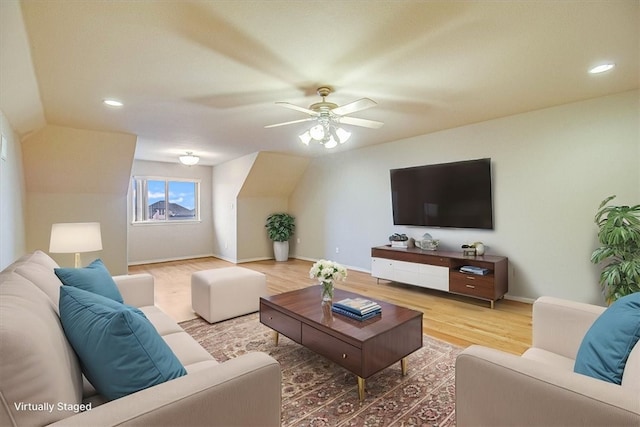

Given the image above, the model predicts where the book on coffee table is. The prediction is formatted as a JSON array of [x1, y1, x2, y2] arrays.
[[331, 305, 381, 321], [333, 297, 382, 315]]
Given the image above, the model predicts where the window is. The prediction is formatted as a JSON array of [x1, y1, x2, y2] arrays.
[[132, 177, 200, 223]]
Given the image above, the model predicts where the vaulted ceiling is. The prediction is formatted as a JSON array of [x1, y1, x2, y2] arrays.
[[1, 1, 638, 165]]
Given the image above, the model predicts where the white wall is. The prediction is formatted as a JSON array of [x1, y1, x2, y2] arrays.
[[290, 91, 640, 305], [211, 153, 258, 262], [0, 110, 27, 269], [235, 152, 310, 262], [237, 196, 288, 262], [128, 160, 214, 264], [22, 125, 135, 274]]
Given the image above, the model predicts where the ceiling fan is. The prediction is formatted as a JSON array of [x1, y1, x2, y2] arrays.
[[265, 87, 384, 148]]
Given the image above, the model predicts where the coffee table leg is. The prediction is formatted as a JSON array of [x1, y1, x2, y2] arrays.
[[357, 377, 365, 401], [273, 331, 279, 346], [401, 357, 408, 375]]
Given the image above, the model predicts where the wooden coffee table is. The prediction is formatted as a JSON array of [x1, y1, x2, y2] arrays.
[[259, 285, 423, 400]]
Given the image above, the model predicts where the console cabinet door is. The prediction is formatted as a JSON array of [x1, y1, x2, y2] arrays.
[[418, 264, 449, 291], [371, 257, 394, 281], [393, 260, 422, 286]]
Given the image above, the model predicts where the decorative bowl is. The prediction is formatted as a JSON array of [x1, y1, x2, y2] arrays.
[[415, 239, 439, 250]]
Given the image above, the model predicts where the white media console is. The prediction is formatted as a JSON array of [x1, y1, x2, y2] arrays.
[[371, 245, 508, 309]]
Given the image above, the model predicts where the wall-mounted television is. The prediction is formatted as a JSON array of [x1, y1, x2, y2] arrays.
[[390, 158, 493, 229]]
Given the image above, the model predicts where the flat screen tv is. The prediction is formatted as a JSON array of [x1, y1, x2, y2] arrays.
[[390, 158, 493, 229]]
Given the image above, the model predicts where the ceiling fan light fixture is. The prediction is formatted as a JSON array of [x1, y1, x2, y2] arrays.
[[335, 127, 351, 144], [309, 124, 325, 140], [324, 137, 338, 149], [299, 131, 312, 145], [179, 152, 200, 166], [270, 86, 381, 149]]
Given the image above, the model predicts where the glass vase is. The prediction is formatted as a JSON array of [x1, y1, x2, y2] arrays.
[[320, 280, 334, 303]]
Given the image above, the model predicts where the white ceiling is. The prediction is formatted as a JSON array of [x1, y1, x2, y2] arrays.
[[2, 1, 638, 166]]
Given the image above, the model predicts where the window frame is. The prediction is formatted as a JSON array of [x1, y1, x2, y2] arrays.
[[131, 176, 201, 225]]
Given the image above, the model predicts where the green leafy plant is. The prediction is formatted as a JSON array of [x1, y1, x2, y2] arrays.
[[265, 213, 295, 242], [591, 195, 640, 304]]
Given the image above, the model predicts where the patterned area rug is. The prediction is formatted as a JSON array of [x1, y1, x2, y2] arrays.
[[180, 313, 460, 426]]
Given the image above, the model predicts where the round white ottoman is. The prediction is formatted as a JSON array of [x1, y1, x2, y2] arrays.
[[191, 267, 267, 323]]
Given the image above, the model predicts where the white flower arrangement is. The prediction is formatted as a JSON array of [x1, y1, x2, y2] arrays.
[[309, 259, 348, 283]]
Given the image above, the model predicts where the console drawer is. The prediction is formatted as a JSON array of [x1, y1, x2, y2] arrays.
[[449, 272, 495, 299], [260, 302, 301, 343], [302, 324, 362, 375]]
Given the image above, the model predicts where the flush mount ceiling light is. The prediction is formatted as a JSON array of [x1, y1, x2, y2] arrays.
[[265, 87, 382, 149], [103, 99, 123, 107], [589, 63, 615, 74], [179, 152, 200, 166]]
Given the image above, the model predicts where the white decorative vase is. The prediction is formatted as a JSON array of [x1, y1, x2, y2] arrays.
[[273, 241, 289, 262]]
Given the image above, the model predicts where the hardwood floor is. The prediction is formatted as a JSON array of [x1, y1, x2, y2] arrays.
[[129, 257, 532, 355]]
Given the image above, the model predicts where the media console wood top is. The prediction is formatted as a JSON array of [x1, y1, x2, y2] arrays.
[[371, 245, 508, 308]]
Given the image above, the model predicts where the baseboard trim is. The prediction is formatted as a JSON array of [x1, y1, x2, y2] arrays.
[[237, 257, 273, 264], [128, 254, 216, 266], [209, 253, 236, 264], [292, 256, 369, 274], [503, 295, 535, 304]]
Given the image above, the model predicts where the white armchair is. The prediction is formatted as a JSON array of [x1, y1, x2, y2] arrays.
[[455, 296, 640, 426]]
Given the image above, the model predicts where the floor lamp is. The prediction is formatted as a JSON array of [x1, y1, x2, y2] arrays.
[[49, 222, 103, 268]]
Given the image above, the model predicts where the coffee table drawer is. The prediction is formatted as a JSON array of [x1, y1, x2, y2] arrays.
[[302, 324, 362, 374], [260, 303, 301, 343]]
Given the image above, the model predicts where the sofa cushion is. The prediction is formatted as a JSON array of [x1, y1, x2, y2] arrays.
[[0, 274, 83, 426], [161, 331, 218, 369], [522, 347, 575, 371], [55, 258, 124, 303], [139, 305, 185, 336], [59, 286, 187, 400], [15, 261, 63, 313], [2, 249, 59, 273], [25, 249, 60, 270], [574, 292, 640, 384]]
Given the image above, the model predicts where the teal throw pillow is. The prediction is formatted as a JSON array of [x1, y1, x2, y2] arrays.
[[59, 286, 186, 400], [55, 259, 123, 303], [574, 292, 640, 384]]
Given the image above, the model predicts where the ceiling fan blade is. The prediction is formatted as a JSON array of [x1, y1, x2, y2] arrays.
[[331, 98, 377, 116], [276, 102, 319, 116], [264, 117, 315, 129], [338, 116, 384, 129]]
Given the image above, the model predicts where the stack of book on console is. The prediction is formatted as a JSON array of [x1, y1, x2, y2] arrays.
[[460, 265, 490, 275], [332, 298, 382, 321]]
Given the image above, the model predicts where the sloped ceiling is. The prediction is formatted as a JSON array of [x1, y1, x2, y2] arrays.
[[0, 1, 45, 136], [22, 125, 137, 194], [238, 152, 310, 198], [2, 1, 638, 165]]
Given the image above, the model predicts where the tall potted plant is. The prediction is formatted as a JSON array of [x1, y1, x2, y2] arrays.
[[591, 195, 640, 304], [265, 213, 295, 262]]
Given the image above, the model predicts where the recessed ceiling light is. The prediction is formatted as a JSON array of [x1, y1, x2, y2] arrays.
[[103, 99, 123, 107], [589, 63, 615, 74]]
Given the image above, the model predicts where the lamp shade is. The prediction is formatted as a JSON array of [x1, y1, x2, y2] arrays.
[[50, 222, 103, 253]]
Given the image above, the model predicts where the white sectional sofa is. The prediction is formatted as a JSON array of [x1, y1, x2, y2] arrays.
[[455, 296, 640, 426], [0, 251, 281, 427]]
